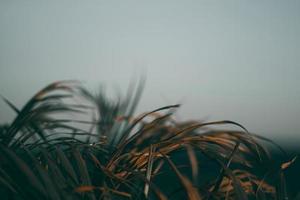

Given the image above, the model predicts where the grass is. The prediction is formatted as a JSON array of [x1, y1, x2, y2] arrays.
[[0, 80, 297, 200]]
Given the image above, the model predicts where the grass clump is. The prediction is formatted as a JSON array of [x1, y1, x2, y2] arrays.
[[0, 80, 296, 199]]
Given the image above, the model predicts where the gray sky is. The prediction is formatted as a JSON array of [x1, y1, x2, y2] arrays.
[[1, 0, 300, 144]]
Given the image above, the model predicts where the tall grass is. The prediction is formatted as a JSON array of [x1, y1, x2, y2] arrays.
[[0, 80, 296, 199]]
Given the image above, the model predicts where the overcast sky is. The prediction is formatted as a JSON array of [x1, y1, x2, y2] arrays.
[[1, 0, 300, 144]]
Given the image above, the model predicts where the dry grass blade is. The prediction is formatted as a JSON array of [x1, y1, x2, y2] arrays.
[[101, 187, 132, 198], [74, 185, 96, 193], [144, 145, 155, 198], [209, 141, 241, 196], [281, 156, 297, 170], [185, 144, 198, 185], [117, 104, 180, 146], [223, 168, 248, 200], [160, 151, 202, 200], [107, 104, 179, 169], [170, 120, 249, 140]]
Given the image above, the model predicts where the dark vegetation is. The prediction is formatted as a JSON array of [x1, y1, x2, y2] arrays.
[[0, 80, 298, 199]]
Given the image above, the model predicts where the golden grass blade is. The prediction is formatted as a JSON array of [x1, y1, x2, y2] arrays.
[[185, 144, 199, 185], [208, 141, 240, 198], [117, 104, 180, 146], [74, 185, 96, 193], [281, 156, 297, 170], [223, 168, 248, 200]]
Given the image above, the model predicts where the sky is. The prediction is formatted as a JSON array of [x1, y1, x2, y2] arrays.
[[0, 0, 300, 145]]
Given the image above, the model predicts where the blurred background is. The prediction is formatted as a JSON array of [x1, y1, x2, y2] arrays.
[[0, 0, 299, 147]]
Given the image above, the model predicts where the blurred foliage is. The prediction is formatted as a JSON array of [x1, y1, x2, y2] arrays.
[[0, 80, 297, 200]]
